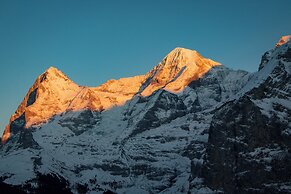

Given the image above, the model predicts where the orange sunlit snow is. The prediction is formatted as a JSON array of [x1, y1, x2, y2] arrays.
[[2, 48, 220, 144]]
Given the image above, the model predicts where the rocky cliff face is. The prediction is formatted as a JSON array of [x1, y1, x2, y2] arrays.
[[203, 36, 291, 193], [0, 36, 290, 194]]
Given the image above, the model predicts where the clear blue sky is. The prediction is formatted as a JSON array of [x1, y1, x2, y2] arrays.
[[0, 0, 291, 134]]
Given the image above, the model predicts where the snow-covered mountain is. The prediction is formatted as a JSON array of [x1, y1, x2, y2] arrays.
[[0, 36, 290, 194], [204, 36, 291, 194], [1, 47, 219, 144]]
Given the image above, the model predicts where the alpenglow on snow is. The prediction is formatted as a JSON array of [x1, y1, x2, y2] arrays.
[[1, 36, 291, 194]]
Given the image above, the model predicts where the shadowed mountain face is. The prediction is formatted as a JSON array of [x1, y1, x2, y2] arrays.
[[203, 36, 291, 194], [0, 37, 290, 194]]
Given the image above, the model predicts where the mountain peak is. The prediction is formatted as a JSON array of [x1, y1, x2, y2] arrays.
[[2, 48, 220, 144], [40, 66, 70, 83], [166, 47, 198, 60], [44, 66, 62, 75], [1, 66, 81, 143], [171, 47, 196, 53], [140, 47, 220, 96], [275, 35, 291, 48], [45, 66, 59, 72], [259, 35, 291, 70], [164, 47, 218, 68]]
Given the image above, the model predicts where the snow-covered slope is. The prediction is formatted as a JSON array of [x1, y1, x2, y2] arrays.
[[275, 35, 291, 48], [2, 67, 82, 143], [2, 48, 219, 144], [139, 47, 220, 96], [204, 36, 291, 193], [0, 36, 290, 194]]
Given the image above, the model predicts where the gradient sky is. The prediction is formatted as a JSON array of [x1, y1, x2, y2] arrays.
[[0, 0, 291, 134]]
